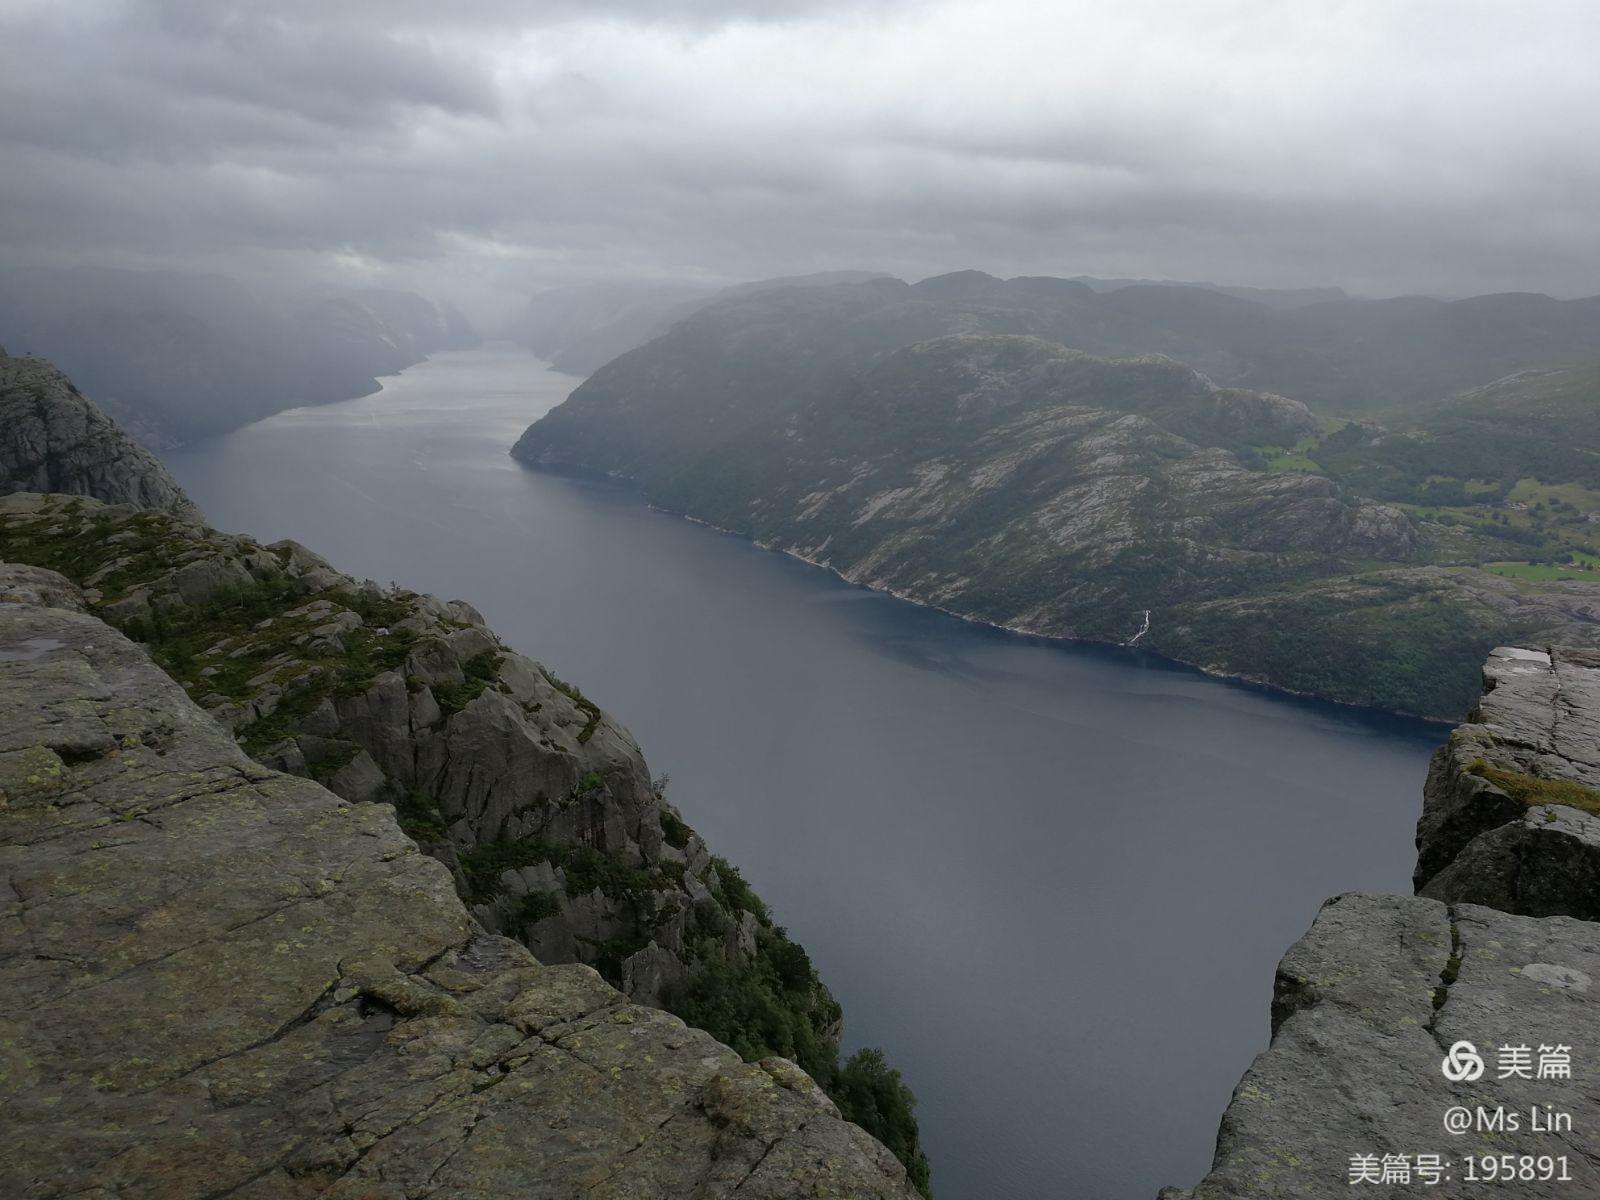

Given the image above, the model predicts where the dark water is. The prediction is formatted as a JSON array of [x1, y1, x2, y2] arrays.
[[164, 344, 1440, 1200]]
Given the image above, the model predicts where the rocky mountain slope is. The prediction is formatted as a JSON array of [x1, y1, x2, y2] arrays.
[[0, 267, 477, 445], [1, 348, 202, 519], [0, 487, 929, 1192], [0, 559, 920, 1199], [507, 271, 888, 375], [1168, 647, 1600, 1198], [517, 328, 1600, 718], [516, 269, 1600, 416], [508, 279, 719, 375]]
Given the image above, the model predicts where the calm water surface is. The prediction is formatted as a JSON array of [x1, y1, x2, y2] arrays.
[[164, 344, 1440, 1200]]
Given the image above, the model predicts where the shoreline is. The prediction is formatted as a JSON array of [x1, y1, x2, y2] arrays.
[[674, 506, 1455, 728], [507, 447, 1454, 728], [624, 483, 1452, 729]]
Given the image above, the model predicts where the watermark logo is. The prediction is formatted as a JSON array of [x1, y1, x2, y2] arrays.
[[1441, 1040, 1485, 1082]]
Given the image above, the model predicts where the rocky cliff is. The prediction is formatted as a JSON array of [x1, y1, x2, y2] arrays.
[[0, 560, 919, 1199], [1170, 647, 1600, 1198], [0, 347, 929, 1190], [0, 492, 742, 1009], [0, 488, 929, 1192], [1, 348, 202, 519], [1415, 647, 1600, 918]]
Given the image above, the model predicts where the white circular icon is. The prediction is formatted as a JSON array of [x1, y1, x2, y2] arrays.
[[1441, 1040, 1484, 1082]]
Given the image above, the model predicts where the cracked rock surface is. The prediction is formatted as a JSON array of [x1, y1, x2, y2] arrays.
[[0, 349, 202, 520], [1417, 646, 1600, 917], [0, 570, 918, 1199], [1169, 894, 1600, 1199], [1170, 649, 1600, 1198]]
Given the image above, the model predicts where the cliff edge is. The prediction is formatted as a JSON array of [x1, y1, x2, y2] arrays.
[[0, 560, 919, 1198], [1170, 648, 1600, 1198]]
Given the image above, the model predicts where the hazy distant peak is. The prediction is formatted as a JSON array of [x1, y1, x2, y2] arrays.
[[911, 269, 1002, 297]]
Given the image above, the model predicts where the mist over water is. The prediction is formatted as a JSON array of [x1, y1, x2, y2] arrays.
[[164, 345, 1439, 1199]]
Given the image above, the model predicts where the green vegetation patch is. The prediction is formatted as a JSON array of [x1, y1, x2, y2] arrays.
[[659, 807, 692, 849], [708, 855, 770, 922], [0, 501, 430, 754], [833, 1049, 933, 1198], [456, 835, 564, 904], [666, 907, 928, 1197], [434, 650, 505, 716], [514, 889, 562, 924], [395, 789, 448, 841], [1484, 558, 1600, 583], [541, 666, 604, 742], [1468, 760, 1600, 817], [456, 833, 660, 907], [0, 506, 192, 603]]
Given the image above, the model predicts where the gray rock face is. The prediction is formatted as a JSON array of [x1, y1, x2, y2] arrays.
[[1423, 806, 1600, 921], [1416, 646, 1600, 917], [0, 491, 842, 1044], [1174, 894, 1600, 1199], [0, 350, 202, 519], [1174, 649, 1600, 1197], [0, 567, 918, 1199]]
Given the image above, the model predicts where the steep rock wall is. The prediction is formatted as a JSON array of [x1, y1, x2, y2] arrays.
[[0, 562, 918, 1198], [0, 490, 840, 1041]]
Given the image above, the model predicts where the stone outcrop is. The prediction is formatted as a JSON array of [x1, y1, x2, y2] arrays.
[[0, 564, 918, 1198], [0, 349, 202, 519], [1167, 895, 1599, 1199], [1416, 646, 1600, 918], [1170, 650, 1600, 1198], [0, 490, 828, 1025]]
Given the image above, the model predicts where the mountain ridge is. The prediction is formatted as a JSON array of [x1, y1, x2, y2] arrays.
[[0, 266, 479, 446], [515, 320, 1600, 718]]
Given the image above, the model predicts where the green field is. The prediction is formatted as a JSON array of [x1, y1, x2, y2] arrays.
[[1485, 558, 1600, 582]]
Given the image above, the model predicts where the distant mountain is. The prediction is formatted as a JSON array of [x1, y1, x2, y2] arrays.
[[505, 271, 885, 374], [0, 348, 201, 519], [506, 280, 719, 375], [0, 268, 478, 446], [1068, 275, 1349, 310], [514, 275, 1600, 718], [531, 270, 1600, 416]]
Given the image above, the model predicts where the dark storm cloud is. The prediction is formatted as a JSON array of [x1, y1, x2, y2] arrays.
[[2, 0, 1598, 311]]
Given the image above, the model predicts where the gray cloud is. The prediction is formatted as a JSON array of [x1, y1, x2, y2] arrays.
[[2, 0, 1598, 316]]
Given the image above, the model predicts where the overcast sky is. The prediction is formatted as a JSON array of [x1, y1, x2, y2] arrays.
[[3, 0, 1598, 315]]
